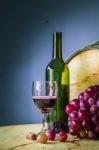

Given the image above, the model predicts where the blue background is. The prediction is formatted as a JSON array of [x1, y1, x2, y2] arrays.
[[1, 0, 99, 125]]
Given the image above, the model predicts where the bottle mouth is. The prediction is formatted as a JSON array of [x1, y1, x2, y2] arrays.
[[53, 32, 62, 38]]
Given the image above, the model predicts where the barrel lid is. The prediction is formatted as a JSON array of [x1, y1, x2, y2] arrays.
[[66, 41, 99, 101]]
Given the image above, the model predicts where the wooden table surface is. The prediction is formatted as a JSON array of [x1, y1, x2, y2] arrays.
[[0, 124, 99, 150]]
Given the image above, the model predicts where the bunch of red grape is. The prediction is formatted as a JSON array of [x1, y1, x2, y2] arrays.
[[65, 85, 99, 139]]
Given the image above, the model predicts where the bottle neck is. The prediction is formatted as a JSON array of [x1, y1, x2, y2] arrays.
[[52, 32, 63, 59]]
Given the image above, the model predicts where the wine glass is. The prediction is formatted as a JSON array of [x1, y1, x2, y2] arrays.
[[32, 81, 57, 134]]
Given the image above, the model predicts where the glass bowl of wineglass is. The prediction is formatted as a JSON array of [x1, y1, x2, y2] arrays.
[[32, 81, 57, 134]]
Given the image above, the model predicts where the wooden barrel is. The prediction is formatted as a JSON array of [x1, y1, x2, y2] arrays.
[[66, 41, 99, 101]]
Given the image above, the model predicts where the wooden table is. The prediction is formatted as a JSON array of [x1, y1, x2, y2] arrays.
[[0, 124, 99, 150]]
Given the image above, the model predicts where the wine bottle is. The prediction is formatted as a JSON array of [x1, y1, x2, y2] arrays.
[[46, 32, 69, 133]]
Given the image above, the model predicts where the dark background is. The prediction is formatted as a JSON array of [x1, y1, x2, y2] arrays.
[[1, 0, 99, 126]]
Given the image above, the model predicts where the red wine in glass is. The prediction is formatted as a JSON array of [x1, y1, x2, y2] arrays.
[[32, 96, 56, 113], [32, 81, 57, 133]]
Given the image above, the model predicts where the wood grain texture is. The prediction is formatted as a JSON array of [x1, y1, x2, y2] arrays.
[[0, 124, 99, 150], [66, 41, 99, 101]]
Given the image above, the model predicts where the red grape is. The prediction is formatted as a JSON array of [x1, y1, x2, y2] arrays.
[[83, 91, 91, 101], [88, 130, 97, 139], [46, 129, 55, 141], [95, 125, 99, 134], [78, 109, 88, 120], [87, 86, 96, 96], [90, 104, 98, 113], [68, 119, 72, 127], [65, 104, 76, 114], [97, 110, 99, 116], [95, 85, 99, 91], [70, 99, 80, 109], [69, 111, 78, 119], [78, 93, 84, 101], [80, 99, 89, 109], [69, 128, 79, 136], [96, 99, 99, 108], [94, 91, 99, 99], [91, 113, 99, 124], [70, 118, 81, 130], [81, 119, 93, 130], [88, 97, 96, 106], [57, 132, 67, 142]]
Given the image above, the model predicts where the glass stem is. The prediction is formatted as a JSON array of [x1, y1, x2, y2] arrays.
[[42, 113, 47, 132]]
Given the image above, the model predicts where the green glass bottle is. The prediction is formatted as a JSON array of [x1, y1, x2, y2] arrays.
[[46, 32, 69, 133]]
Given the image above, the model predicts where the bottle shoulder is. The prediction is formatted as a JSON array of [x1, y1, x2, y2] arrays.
[[46, 58, 64, 70]]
